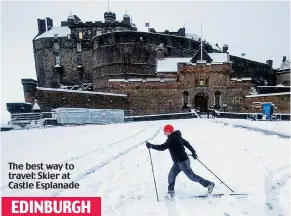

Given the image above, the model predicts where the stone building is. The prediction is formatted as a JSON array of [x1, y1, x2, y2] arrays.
[[15, 11, 290, 116], [276, 56, 290, 86]]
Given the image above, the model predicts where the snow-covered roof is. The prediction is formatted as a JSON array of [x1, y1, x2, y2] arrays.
[[245, 92, 291, 97], [208, 53, 229, 62], [258, 85, 290, 88], [6, 102, 32, 105], [231, 78, 252, 81], [37, 87, 127, 97], [185, 33, 199, 41], [278, 59, 290, 71], [157, 53, 229, 73], [108, 78, 177, 82], [34, 27, 71, 40], [32, 101, 41, 110], [157, 58, 191, 72]]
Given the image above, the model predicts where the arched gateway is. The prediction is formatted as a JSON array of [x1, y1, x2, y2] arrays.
[[194, 92, 209, 112]]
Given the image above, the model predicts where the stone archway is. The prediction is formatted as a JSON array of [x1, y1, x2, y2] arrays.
[[194, 92, 209, 112]]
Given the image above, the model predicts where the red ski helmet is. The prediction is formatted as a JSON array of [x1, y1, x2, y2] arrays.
[[163, 124, 174, 133]]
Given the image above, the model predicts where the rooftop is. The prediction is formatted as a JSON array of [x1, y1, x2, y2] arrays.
[[156, 53, 229, 73], [35, 26, 71, 40], [278, 59, 290, 71]]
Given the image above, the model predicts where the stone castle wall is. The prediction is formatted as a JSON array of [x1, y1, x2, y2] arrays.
[[243, 94, 290, 113], [34, 88, 129, 112], [33, 31, 215, 89]]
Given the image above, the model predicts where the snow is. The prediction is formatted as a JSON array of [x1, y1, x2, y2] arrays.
[[1, 124, 13, 128], [157, 58, 191, 72], [208, 53, 229, 63], [185, 33, 199, 41], [108, 78, 177, 83], [258, 85, 290, 88], [37, 87, 127, 97], [1, 118, 290, 216], [245, 92, 291, 97], [211, 118, 290, 138], [157, 54, 229, 72], [278, 59, 290, 71], [32, 101, 41, 110], [34, 27, 71, 40]]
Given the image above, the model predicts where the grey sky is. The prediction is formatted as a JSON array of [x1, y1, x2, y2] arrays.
[[1, 0, 290, 124]]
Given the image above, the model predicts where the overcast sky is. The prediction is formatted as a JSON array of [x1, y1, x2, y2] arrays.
[[1, 0, 290, 124]]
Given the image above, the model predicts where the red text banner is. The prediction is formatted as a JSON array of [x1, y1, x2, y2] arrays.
[[1, 197, 101, 216]]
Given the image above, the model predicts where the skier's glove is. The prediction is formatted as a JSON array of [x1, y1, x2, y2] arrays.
[[146, 142, 152, 149], [192, 153, 198, 160]]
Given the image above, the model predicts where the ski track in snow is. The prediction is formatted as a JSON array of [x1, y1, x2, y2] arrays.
[[213, 120, 290, 139], [50, 126, 162, 196], [264, 166, 290, 216], [0, 123, 157, 191]]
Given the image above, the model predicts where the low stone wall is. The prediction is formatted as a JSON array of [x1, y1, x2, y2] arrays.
[[243, 93, 290, 113], [126, 112, 197, 122]]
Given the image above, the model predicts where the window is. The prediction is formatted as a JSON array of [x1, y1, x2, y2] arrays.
[[78, 32, 83, 40], [55, 55, 61, 65], [77, 42, 82, 52], [215, 91, 221, 107], [195, 79, 198, 86], [205, 78, 209, 86], [183, 91, 189, 106], [169, 101, 172, 113], [233, 97, 243, 104], [77, 54, 82, 65], [54, 42, 60, 52]]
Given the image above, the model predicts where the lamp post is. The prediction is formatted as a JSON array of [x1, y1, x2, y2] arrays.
[[223, 104, 227, 112]]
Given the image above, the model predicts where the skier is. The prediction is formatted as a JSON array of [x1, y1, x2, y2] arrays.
[[146, 124, 215, 197]]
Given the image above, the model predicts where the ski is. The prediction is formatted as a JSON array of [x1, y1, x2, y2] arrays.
[[164, 194, 175, 201], [190, 193, 249, 198]]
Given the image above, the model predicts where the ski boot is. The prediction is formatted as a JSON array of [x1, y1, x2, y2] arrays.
[[168, 189, 175, 198], [207, 182, 215, 194]]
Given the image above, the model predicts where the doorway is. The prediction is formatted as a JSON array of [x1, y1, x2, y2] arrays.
[[194, 93, 208, 112]]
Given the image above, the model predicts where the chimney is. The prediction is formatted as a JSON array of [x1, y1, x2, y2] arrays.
[[283, 56, 286, 62], [222, 44, 229, 53], [266, 60, 273, 66], [37, 18, 46, 35], [46, 17, 53, 31], [178, 28, 186, 37]]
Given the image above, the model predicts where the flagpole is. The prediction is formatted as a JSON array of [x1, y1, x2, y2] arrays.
[[201, 17, 203, 61]]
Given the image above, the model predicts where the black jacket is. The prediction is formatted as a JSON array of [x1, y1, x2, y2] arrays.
[[149, 130, 196, 163]]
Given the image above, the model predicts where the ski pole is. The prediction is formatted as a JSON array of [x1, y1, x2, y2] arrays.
[[188, 154, 234, 192], [148, 148, 159, 201]]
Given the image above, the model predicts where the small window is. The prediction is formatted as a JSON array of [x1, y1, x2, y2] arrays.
[[195, 79, 198, 86], [205, 78, 209, 86], [77, 42, 82, 52], [215, 91, 221, 107], [56, 55, 61, 65], [54, 42, 60, 52], [77, 54, 82, 65], [183, 91, 189, 106], [78, 32, 83, 40]]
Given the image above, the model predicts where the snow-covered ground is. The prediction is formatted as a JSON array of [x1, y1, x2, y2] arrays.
[[212, 118, 290, 138], [1, 118, 290, 216]]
